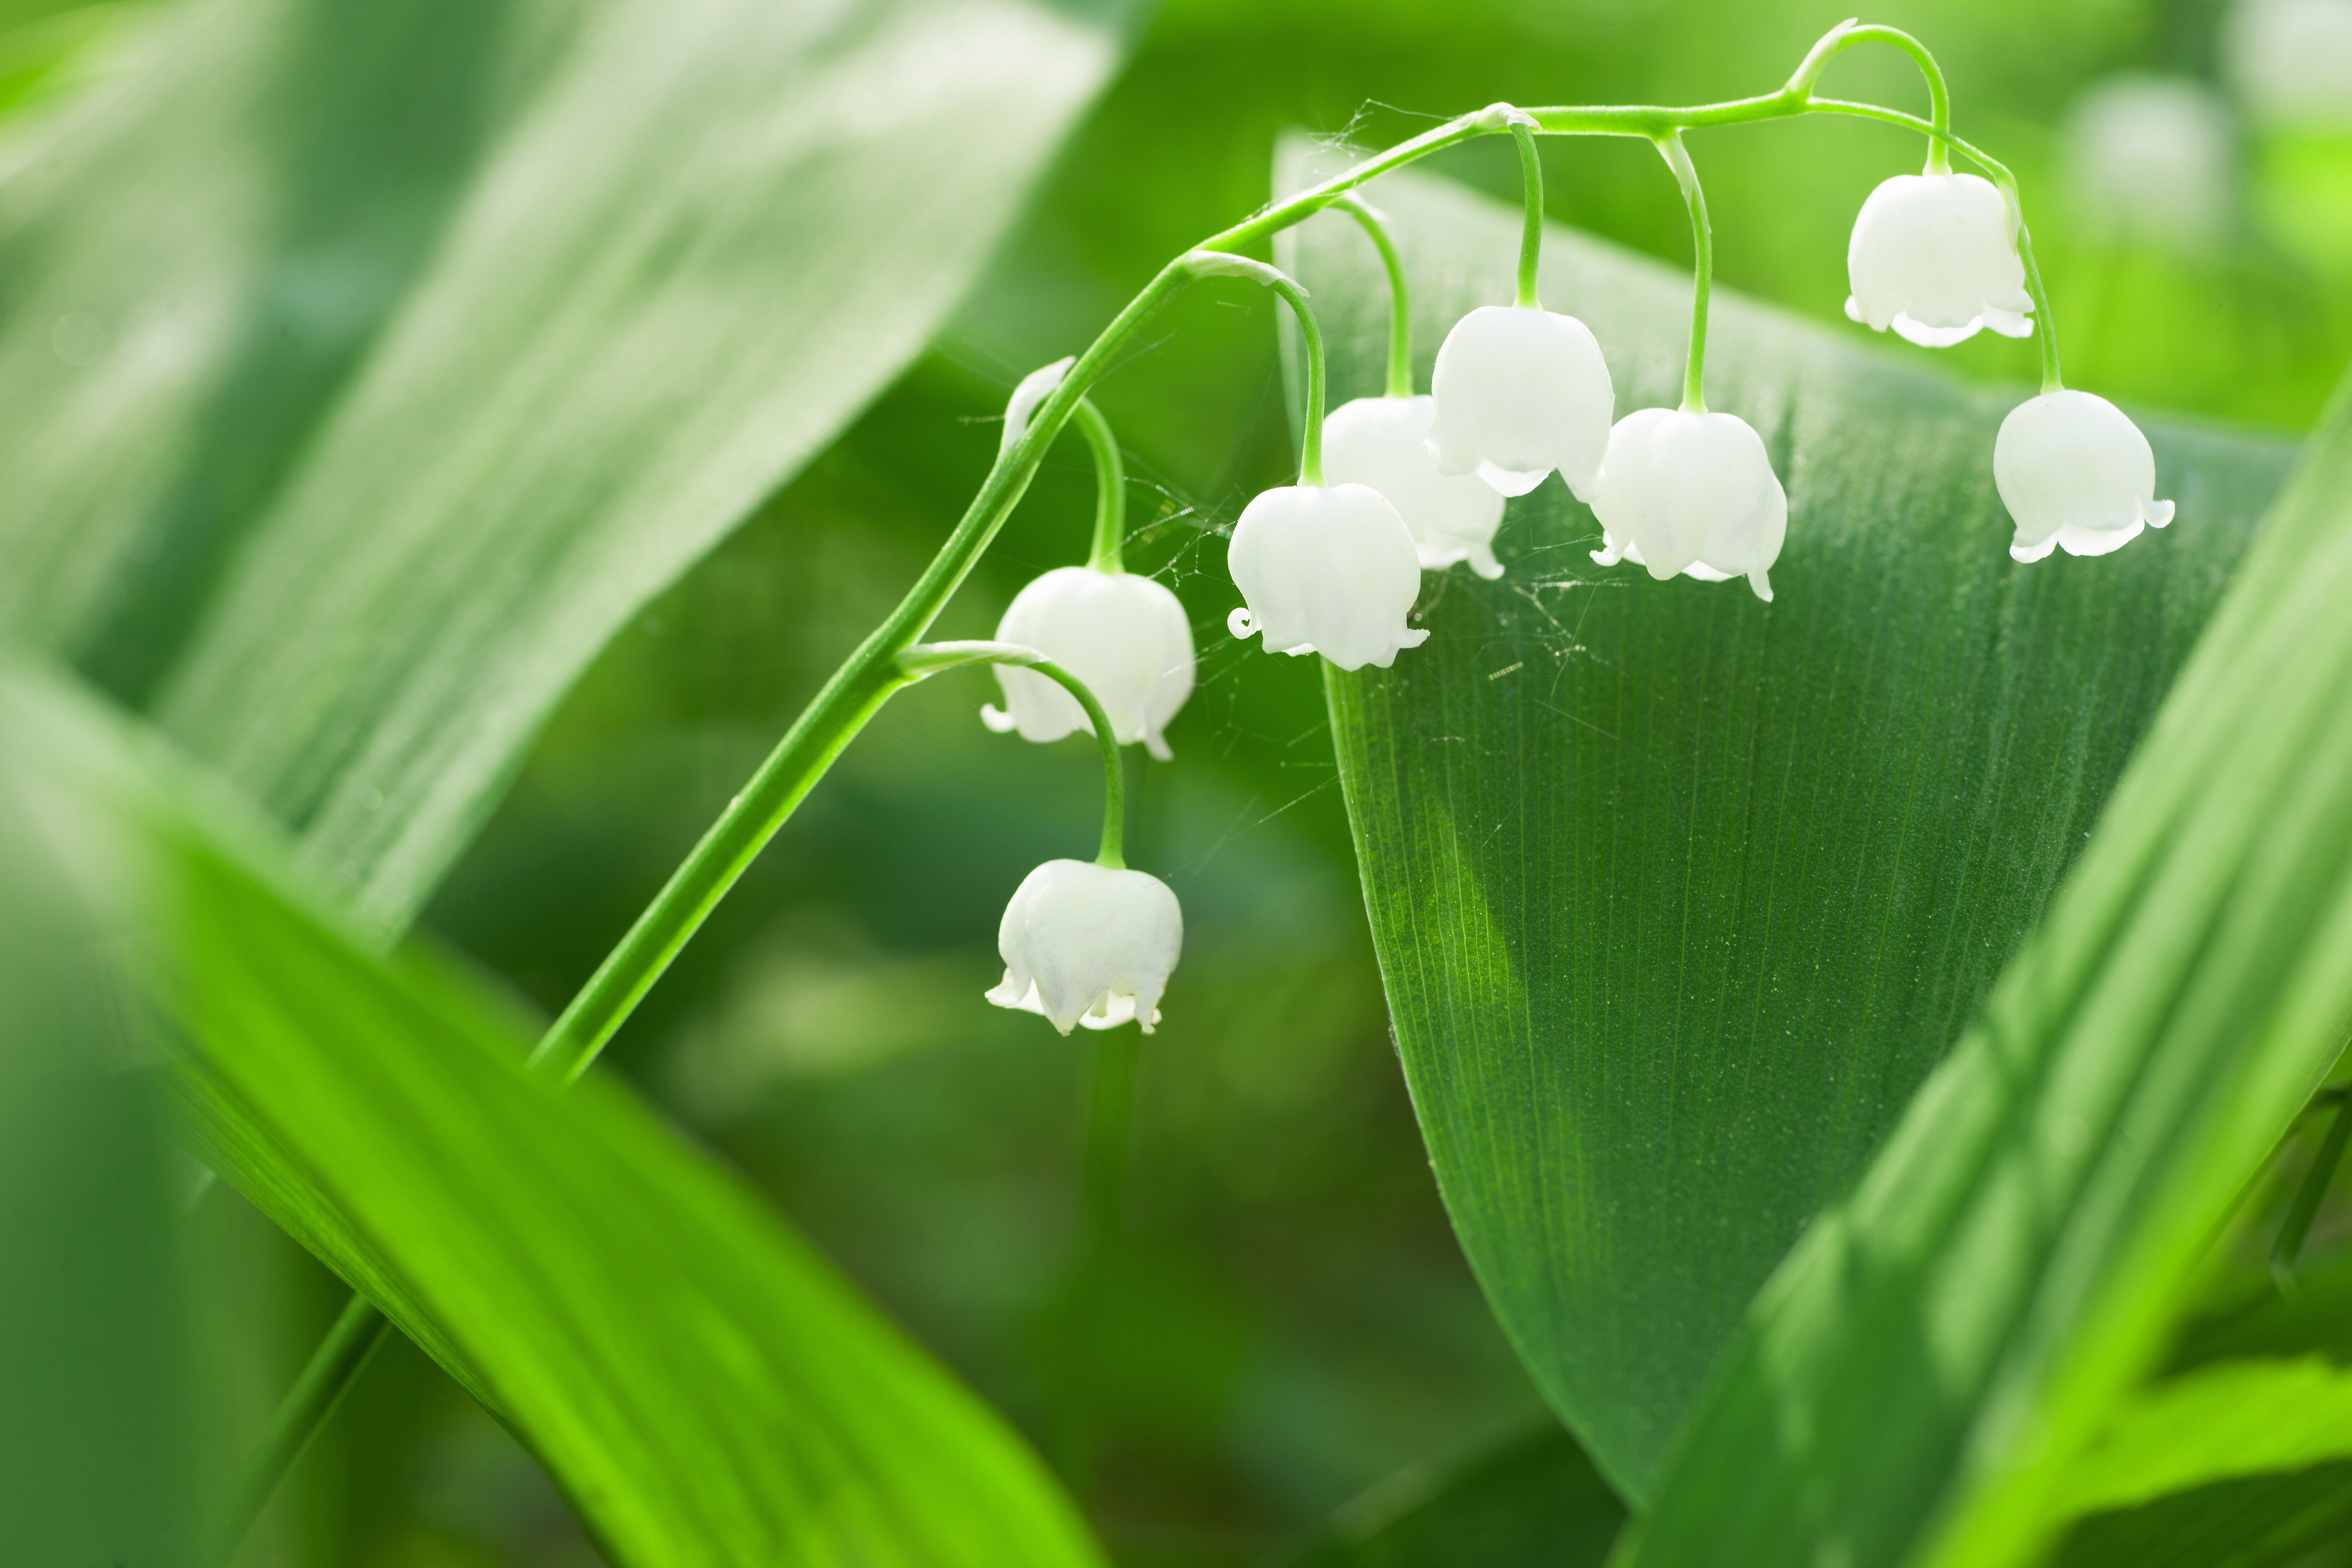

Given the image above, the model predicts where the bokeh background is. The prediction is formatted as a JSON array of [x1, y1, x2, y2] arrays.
[[150, 0, 2352, 1562]]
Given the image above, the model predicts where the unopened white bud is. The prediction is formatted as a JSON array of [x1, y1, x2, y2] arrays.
[[1324, 396, 1507, 579], [1845, 173, 2035, 347], [982, 566, 1195, 761], [1589, 408, 1786, 603], [1226, 482, 1429, 670], [1427, 305, 1614, 499], [987, 859, 1182, 1034], [1994, 390, 2174, 563]]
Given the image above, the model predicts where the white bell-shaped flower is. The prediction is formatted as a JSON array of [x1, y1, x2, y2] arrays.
[[1589, 408, 1787, 602], [2065, 76, 2234, 249], [1845, 173, 2036, 347], [1994, 390, 2174, 562], [1226, 482, 1429, 671], [981, 566, 1194, 761], [1324, 395, 1508, 579], [1427, 305, 1615, 499], [986, 859, 1183, 1034]]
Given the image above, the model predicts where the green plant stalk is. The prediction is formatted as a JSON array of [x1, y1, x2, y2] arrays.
[[1657, 131, 1712, 414], [240, 19, 2055, 1527], [1335, 192, 1413, 398], [1271, 273, 1328, 485], [896, 641, 1127, 867], [1074, 397, 1127, 573], [2272, 1090, 2352, 1288], [1510, 113, 1544, 309], [218, 1293, 391, 1551]]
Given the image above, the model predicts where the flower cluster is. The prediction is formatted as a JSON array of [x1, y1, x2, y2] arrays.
[[969, 26, 2177, 1043]]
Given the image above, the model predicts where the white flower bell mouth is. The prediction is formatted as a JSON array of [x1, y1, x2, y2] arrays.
[[1427, 305, 1615, 499], [1226, 482, 1430, 671], [1324, 395, 1508, 579], [1845, 173, 2036, 347], [982, 566, 1195, 760], [987, 859, 1183, 1034], [1994, 389, 2174, 563], [1590, 408, 1787, 602]]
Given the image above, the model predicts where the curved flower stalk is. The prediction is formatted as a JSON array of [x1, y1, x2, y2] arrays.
[[1591, 133, 1786, 601], [1318, 196, 1508, 578], [982, 398, 1195, 759], [1427, 110, 1615, 500], [1994, 390, 2174, 562], [1214, 253, 1429, 670]]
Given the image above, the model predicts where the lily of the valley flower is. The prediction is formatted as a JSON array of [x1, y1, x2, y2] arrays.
[[1226, 483, 1429, 670], [982, 566, 1195, 760], [1427, 305, 1615, 498], [987, 859, 1183, 1034], [1845, 173, 2035, 347], [1590, 408, 1787, 602], [1994, 389, 2174, 562], [1323, 395, 1507, 578]]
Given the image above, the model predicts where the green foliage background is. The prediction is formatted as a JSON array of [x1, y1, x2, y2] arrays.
[[3, 0, 2350, 1563]]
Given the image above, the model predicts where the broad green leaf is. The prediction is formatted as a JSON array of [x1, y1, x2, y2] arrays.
[[2060, 1359, 2352, 1516], [2048, 1462, 2352, 1568], [1276, 145, 2298, 1500], [1621, 382, 2352, 1565], [0, 708, 200, 1568], [1279, 1423, 1626, 1568], [0, 0, 1126, 932], [0, 666, 1102, 1568]]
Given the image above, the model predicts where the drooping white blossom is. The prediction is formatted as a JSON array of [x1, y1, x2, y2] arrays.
[[981, 566, 1195, 761], [986, 859, 1183, 1034], [1427, 305, 1615, 499], [1994, 390, 2174, 563], [1225, 482, 1429, 670], [1845, 173, 2036, 347], [2224, 0, 2352, 128], [2066, 76, 2235, 249], [1589, 408, 1787, 602], [1323, 395, 1508, 578]]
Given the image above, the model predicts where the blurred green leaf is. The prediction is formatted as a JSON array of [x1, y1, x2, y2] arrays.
[[2059, 1359, 2352, 1516], [1276, 1422, 1624, 1568], [0, 0, 1126, 933], [0, 692, 202, 1568], [2046, 1462, 2352, 1568], [0, 665, 1103, 1568], [1280, 146, 2299, 1502], [1620, 378, 2352, 1564]]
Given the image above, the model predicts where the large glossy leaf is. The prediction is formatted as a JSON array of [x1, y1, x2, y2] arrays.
[[0, 665, 1101, 1568], [1621, 382, 2352, 1566], [1275, 146, 2298, 1500], [0, 0, 1126, 932]]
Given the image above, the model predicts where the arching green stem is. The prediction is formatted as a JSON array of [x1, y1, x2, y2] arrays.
[[1798, 22, 1953, 172], [1186, 252, 1328, 486], [1805, 97, 2064, 391], [898, 641, 1127, 868], [1335, 192, 1413, 398], [216, 1294, 390, 1556], [1657, 132, 1712, 414], [1073, 397, 1127, 572], [1510, 111, 1544, 308]]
